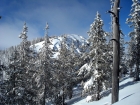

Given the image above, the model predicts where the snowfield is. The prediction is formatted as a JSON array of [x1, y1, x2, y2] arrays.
[[71, 76, 140, 105]]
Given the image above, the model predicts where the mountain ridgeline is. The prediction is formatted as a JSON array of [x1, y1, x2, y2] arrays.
[[33, 34, 89, 56], [0, 34, 89, 65]]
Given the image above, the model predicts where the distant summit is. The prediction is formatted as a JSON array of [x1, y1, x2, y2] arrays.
[[33, 34, 89, 58]]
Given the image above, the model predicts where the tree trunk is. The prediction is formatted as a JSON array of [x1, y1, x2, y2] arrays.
[[135, 59, 139, 81], [96, 78, 100, 100], [112, 0, 120, 104], [13, 66, 16, 104], [62, 88, 65, 105], [43, 70, 47, 105], [43, 84, 46, 105]]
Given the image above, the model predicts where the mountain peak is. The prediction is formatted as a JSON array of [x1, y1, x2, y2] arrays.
[[33, 34, 88, 58]]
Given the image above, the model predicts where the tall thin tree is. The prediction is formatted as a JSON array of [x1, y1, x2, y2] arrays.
[[87, 11, 110, 100], [109, 0, 120, 104], [39, 23, 53, 105]]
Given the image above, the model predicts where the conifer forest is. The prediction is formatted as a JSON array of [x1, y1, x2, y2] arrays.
[[0, 0, 140, 105]]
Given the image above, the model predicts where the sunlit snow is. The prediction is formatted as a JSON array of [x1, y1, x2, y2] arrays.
[[71, 76, 140, 105]]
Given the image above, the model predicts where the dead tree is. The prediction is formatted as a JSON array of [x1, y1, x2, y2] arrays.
[[111, 0, 120, 104]]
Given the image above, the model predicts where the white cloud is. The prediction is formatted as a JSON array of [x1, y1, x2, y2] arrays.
[[0, 0, 111, 49], [0, 19, 41, 49]]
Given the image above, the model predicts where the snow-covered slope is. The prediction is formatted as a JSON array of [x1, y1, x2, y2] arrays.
[[113, 78, 140, 105], [72, 76, 140, 105], [33, 34, 88, 58]]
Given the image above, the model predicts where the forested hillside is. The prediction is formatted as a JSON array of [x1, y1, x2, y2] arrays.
[[0, 0, 140, 105]]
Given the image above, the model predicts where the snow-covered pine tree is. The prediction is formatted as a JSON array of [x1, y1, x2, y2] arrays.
[[53, 35, 78, 104], [26, 44, 40, 104], [87, 11, 110, 100], [6, 46, 21, 104], [57, 36, 71, 104], [103, 32, 113, 90], [65, 40, 81, 99], [0, 61, 7, 104], [69, 40, 81, 73], [126, 39, 135, 77], [79, 38, 91, 75], [52, 58, 64, 104], [126, 0, 140, 81], [14, 22, 37, 104], [39, 23, 54, 105]]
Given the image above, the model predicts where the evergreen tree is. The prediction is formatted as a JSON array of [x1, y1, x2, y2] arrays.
[[65, 40, 80, 99], [7, 46, 20, 104], [0, 61, 7, 104], [126, 0, 140, 81], [87, 12, 111, 100], [39, 23, 54, 105], [126, 39, 135, 77], [57, 36, 71, 104], [12, 22, 37, 104]]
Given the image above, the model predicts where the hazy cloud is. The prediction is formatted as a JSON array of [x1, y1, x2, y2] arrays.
[[0, 19, 41, 49], [0, 0, 111, 49]]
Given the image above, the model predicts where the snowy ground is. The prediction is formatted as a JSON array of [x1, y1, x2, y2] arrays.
[[68, 76, 140, 105]]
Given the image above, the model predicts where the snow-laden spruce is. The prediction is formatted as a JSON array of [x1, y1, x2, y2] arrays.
[[78, 11, 112, 101], [4, 22, 39, 104], [126, 0, 140, 81]]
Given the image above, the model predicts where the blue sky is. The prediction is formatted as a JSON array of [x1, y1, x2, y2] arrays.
[[0, 0, 133, 49]]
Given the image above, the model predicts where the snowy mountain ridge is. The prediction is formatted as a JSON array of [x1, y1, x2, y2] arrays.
[[33, 34, 88, 58]]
